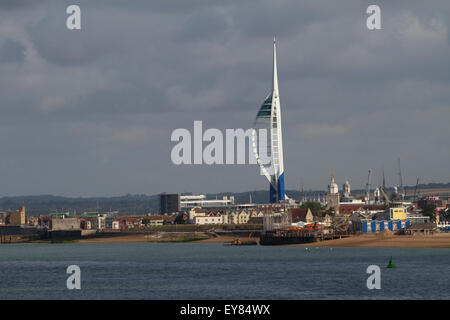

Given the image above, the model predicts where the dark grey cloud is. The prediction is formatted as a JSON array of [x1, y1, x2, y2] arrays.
[[0, 0, 42, 10], [0, 39, 26, 64], [0, 0, 449, 197]]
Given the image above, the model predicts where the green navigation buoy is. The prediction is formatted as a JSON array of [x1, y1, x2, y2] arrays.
[[387, 256, 396, 268]]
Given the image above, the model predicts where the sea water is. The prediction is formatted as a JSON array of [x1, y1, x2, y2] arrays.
[[0, 243, 449, 299]]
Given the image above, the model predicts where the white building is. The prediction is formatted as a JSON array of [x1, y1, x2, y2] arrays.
[[340, 198, 364, 205], [193, 215, 223, 225], [229, 210, 251, 224], [97, 215, 106, 230], [188, 207, 205, 223], [181, 195, 235, 209]]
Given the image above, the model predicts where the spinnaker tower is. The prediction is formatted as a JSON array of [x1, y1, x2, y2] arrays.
[[252, 39, 286, 203]]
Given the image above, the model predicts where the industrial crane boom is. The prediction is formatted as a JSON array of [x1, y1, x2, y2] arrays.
[[413, 178, 419, 203], [365, 169, 372, 204]]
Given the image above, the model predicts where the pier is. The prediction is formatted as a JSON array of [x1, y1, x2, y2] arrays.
[[260, 229, 352, 245], [260, 230, 317, 245]]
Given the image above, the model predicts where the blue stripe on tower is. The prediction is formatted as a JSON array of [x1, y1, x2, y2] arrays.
[[269, 183, 277, 203], [277, 172, 285, 201]]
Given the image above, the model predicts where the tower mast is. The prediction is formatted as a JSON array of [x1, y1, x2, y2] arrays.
[[270, 38, 285, 202]]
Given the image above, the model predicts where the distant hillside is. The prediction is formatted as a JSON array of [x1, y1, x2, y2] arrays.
[[208, 182, 450, 203], [1, 182, 449, 215], [0, 194, 159, 216]]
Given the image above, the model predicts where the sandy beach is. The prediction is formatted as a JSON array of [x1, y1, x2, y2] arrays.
[[291, 233, 450, 248], [73, 232, 450, 248]]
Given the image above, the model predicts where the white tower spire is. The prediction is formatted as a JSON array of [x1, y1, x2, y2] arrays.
[[273, 37, 279, 96], [252, 38, 286, 203]]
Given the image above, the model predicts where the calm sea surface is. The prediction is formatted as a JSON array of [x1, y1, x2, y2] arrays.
[[0, 243, 449, 299]]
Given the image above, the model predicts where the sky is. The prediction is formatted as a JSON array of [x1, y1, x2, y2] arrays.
[[0, 0, 449, 197]]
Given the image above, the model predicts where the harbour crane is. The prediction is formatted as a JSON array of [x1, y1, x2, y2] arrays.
[[398, 158, 405, 200], [380, 167, 390, 204], [381, 187, 391, 205], [413, 178, 420, 203], [365, 169, 372, 204]]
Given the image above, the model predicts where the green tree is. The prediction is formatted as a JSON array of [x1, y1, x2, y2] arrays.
[[301, 202, 325, 217], [174, 213, 187, 224], [422, 203, 436, 221]]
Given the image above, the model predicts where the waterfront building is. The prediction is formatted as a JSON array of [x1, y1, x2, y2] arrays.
[[105, 215, 115, 229], [114, 217, 142, 230], [4, 206, 26, 226], [112, 220, 120, 230], [406, 214, 431, 225], [262, 210, 292, 232], [418, 196, 447, 214], [188, 207, 205, 223], [181, 194, 234, 210], [221, 213, 230, 224], [289, 208, 314, 224], [26, 216, 40, 227], [353, 220, 412, 233], [51, 218, 81, 231], [142, 216, 164, 226], [340, 204, 385, 217], [230, 209, 251, 224], [340, 197, 364, 205], [248, 216, 264, 224], [80, 219, 92, 230], [160, 193, 181, 214], [249, 210, 264, 219], [389, 204, 407, 220], [404, 223, 436, 235], [97, 214, 106, 230], [193, 215, 223, 225], [78, 212, 103, 230]]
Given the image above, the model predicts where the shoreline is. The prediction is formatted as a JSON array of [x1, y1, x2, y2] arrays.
[[288, 233, 450, 248], [6, 231, 450, 248], [69, 233, 450, 248]]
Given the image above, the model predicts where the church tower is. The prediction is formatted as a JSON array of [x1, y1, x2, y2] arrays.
[[326, 172, 340, 214], [342, 180, 351, 198]]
